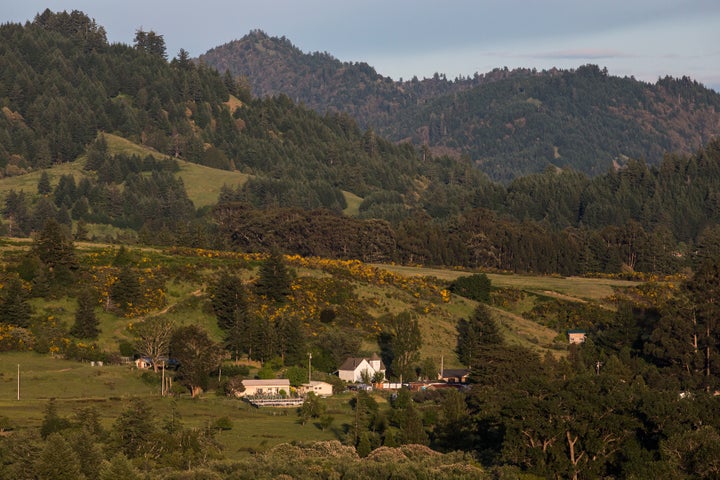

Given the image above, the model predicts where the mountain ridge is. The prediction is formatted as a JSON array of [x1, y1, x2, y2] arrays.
[[199, 31, 720, 181]]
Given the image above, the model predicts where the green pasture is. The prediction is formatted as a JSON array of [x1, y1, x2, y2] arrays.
[[374, 264, 638, 302], [342, 190, 363, 216], [0, 351, 360, 459]]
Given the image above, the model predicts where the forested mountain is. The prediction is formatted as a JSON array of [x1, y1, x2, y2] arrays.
[[0, 11, 490, 206], [199, 31, 720, 181], [4, 11, 720, 276], [7, 13, 720, 479]]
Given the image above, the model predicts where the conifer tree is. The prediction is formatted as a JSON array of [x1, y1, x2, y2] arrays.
[[211, 272, 248, 331], [40, 399, 71, 439], [400, 403, 429, 445], [33, 218, 77, 284], [110, 266, 141, 315], [34, 433, 85, 480], [99, 453, 140, 480], [0, 276, 32, 328], [379, 311, 422, 381], [37, 171, 51, 195], [112, 399, 156, 458], [255, 249, 292, 303], [456, 304, 502, 368], [70, 289, 100, 339]]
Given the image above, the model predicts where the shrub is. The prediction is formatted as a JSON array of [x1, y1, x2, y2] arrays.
[[449, 273, 491, 302], [212, 416, 233, 431]]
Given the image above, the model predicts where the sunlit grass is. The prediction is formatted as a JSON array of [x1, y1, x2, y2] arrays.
[[0, 351, 359, 460], [342, 190, 363, 216]]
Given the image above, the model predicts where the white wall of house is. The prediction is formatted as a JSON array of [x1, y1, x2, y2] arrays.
[[239, 379, 291, 397], [300, 381, 333, 397], [338, 359, 372, 382]]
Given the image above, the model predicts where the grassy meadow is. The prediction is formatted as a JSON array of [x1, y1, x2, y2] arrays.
[[0, 236, 645, 457], [0, 133, 251, 210], [0, 351, 356, 459]]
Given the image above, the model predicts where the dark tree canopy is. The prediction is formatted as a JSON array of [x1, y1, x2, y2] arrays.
[[449, 273, 491, 302], [255, 249, 293, 303], [70, 288, 100, 339], [170, 324, 222, 397], [456, 304, 502, 368]]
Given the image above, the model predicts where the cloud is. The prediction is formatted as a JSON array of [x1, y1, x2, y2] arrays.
[[534, 49, 634, 60]]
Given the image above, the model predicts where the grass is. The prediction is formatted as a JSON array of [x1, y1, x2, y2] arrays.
[[373, 264, 638, 302], [0, 132, 251, 212], [0, 351, 156, 405], [175, 159, 249, 208], [101, 133, 167, 159], [0, 160, 89, 199], [342, 191, 363, 216], [371, 263, 642, 355], [0, 351, 358, 459], [0, 251, 657, 459], [485, 273, 638, 302]]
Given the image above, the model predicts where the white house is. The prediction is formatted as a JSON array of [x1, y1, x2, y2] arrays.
[[299, 381, 333, 397], [338, 353, 386, 383], [238, 379, 291, 397]]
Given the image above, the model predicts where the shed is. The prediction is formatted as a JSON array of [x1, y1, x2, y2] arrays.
[[568, 329, 587, 344]]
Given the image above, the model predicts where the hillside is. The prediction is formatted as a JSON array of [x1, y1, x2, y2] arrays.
[[200, 32, 720, 181], [5, 12, 720, 276]]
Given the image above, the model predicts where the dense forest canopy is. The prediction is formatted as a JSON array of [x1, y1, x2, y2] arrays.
[[200, 31, 720, 181], [1, 10, 720, 277]]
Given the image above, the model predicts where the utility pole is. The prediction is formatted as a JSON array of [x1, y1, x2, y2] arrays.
[[308, 352, 312, 384]]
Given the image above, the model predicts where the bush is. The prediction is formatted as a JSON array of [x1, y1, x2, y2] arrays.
[[223, 376, 245, 397], [221, 364, 250, 377], [212, 416, 233, 431], [449, 273, 491, 302]]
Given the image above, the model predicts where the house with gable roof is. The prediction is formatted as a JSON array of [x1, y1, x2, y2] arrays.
[[337, 353, 386, 382]]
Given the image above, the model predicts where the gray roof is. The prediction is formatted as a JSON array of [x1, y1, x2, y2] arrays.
[[242, 379, 290, 387], [338, 355, 386, 372], [338, 357, 368, 371]]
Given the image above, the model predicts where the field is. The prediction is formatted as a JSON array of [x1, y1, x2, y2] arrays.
[[0, 351, 355, 459], [373, 263, 639, 356], [376, 264, 638, 302], [0, 239, 645, 457], [0, 134, 251, 210]]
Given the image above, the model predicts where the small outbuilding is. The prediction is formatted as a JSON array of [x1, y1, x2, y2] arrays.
[[568, 329, 587, 344], [299, 381, 333, 397], [438, 368, 471, 384], [135, 357, 152, 369]]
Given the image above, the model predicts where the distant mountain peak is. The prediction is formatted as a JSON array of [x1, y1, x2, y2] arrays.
[[199, 32, 720, 182]]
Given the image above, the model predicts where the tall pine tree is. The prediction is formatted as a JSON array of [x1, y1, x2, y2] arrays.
[[70, 289, 100, 339], [255, 249, 292, 303]]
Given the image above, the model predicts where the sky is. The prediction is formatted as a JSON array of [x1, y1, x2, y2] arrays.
[[5, 1, 720, 91]]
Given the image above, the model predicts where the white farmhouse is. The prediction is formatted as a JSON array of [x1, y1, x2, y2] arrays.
[[337, 353, 386, 383]]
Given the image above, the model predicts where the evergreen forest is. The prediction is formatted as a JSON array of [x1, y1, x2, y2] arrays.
[[200, 31, 720, 181], [1, 9, 720, 480]]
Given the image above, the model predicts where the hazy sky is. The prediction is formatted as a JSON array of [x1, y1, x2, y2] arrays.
[[5, 1, 720, 90]]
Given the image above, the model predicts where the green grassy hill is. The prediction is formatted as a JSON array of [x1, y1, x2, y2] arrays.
[[0, 351, 356, 458], [0, 239, 643, 460], [0, 133, 250, 210], [0, 133, 365, 217]]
